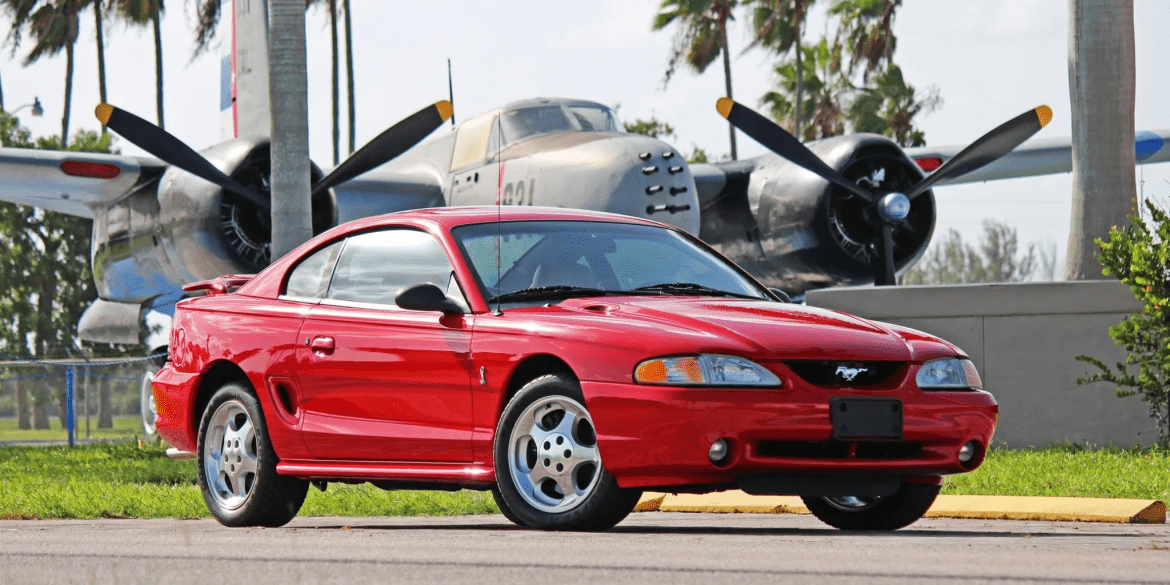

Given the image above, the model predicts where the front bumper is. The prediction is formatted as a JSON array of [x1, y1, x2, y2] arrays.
[[581, 381, 997, 491]]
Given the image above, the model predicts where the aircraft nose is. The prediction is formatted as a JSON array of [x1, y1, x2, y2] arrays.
[[615, 137, 700, 234]]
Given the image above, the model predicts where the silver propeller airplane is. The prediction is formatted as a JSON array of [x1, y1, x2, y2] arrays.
[[0, 0, 1167, 435]]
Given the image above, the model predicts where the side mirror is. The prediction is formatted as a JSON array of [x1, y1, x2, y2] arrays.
[[768, 288, 792, 303], [395, 283, 465, 315]]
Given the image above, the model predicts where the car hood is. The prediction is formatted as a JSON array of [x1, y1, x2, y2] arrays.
[[553, 296, 914, 362]]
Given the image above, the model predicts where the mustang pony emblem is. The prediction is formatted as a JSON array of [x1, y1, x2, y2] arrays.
[[835, 366, 869, 382]]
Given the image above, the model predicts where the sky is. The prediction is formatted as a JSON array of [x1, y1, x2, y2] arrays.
[[0, 0, 1165, 275]]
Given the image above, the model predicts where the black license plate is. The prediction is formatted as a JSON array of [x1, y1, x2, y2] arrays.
[[830, 397, 903, 440]]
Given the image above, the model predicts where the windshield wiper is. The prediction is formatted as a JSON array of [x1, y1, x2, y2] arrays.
[[487, 285, 609, 304], [630, 282, 760, 299]]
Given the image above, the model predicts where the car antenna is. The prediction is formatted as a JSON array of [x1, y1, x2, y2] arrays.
[[494, 112, 503, 316], [447, 59, 456, 126]]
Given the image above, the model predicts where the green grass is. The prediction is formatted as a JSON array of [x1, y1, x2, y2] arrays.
[[2, 442, 1169, 520], [942, 443, 1170, 501], [0, 441, 496, 520], [0, 414, 143, 442]]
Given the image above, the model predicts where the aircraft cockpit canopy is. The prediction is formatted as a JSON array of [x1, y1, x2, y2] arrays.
[[499, 100, 622, 146]]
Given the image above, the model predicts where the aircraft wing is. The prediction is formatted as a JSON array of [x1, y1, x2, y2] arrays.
[[691, 160, 757, 210], [331, 168, 446, 224], [906, 130, 1170, 185], [0, 147, 164, 218]]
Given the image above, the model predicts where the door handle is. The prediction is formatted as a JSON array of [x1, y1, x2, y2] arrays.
[[309, 336, 335, 355]]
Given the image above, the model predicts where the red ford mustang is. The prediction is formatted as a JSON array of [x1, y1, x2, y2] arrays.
[[154, 207, 996, 531]]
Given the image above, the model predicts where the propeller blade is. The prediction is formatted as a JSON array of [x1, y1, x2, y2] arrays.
[[312, 101, 454, 197], [95, 104, 269, 209], [875, 224, 897, 286], [906, 105, 1053, 200], [716, 98, 874, 201]]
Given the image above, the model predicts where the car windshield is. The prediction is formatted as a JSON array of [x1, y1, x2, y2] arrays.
[[452, 220, 769, 306]]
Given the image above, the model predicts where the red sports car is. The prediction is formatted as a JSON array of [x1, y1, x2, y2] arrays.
[[153, 207, 996, 531]]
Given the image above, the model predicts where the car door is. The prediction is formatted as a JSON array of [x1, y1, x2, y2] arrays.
[[294, 228, 475, 462]]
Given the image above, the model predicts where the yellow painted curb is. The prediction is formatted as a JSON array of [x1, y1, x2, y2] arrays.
[[925, 495, 1166, 524], [635, 492, 1166, 524], [638, 492, 808, 514]]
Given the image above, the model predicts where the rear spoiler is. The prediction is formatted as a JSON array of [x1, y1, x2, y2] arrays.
[[182, 274, 256, 296]]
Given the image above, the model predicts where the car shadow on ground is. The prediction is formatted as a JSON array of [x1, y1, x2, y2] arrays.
[[291, 518, 1143, 539]]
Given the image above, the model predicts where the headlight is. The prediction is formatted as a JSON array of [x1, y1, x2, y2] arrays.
[[634, 354, 781, 387], [916, 358, 982, 390]]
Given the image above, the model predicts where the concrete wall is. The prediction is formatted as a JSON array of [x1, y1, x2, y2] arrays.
[[805, 281, 1157, 448]]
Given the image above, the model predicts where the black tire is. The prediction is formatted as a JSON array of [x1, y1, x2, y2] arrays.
[[801, 483, 941, 531], [490, 485, 529, 527], [196, 382, 309, 527], [493, 374, 642, 531], [140, 364, 158, 438]]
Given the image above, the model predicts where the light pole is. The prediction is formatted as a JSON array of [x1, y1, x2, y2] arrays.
[[11, 97, 44, 117]]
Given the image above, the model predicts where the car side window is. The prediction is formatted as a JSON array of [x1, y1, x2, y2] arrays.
[[327, 229, 454, 306], [284, 240, 344, 299]]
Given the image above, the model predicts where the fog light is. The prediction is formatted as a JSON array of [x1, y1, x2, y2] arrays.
[[709, 439, 729, 463], [958, 441, 978, 464]]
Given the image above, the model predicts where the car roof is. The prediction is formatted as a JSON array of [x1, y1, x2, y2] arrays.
[[334, 206, 671, 234], [237, 206, 679, 300]]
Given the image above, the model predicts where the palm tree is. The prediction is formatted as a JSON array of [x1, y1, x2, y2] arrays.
[[846, 64, 939, 147], [268, 0, 313, 258], [110, 0, 164, 129], [192, 0, 355, 157], [829, 0, 900, 83], [2, 0, 91, 148], [343, 0, 354, 155], [1065, 0, 1136, 279], [306, 0, 340, 164], [93, 0, 108, 132], [760, 39, 844, 141], [744, 0, 815, 140], [652, 0, 740, 160]]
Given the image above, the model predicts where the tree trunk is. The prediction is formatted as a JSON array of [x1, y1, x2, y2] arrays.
[[62, 42, 74, 148], [720, 23, 737, 160], [330, 0, 340, 165], [36, 245, 58, 430], [794, 32, 803, 140], [153, 8, 165, 130], [57, 387, 68, 428], [269, 0, 314, 259], [94, 1, 107, 133], [1, 70, 5, 112], [16, 380, 30, 430], [98, 377, 112, 428], [344, 0, 355, 154], [1064, 0, 1136, 280], [33, 383, 50, 430]]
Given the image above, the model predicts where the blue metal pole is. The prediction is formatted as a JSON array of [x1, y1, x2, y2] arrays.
[[66, 366, 74, 447]]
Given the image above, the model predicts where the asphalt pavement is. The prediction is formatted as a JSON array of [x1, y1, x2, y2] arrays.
[[3, 512, 1170, 584]]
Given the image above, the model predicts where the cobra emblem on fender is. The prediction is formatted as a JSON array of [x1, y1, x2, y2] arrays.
[[835, 366, 868, 382]]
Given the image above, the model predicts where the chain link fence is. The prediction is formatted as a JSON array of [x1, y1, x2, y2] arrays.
[[0, 355, 164, 444]]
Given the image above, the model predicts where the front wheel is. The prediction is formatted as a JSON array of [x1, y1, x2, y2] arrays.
[[196, 382, 308, 527], [493, 374, 641, 531], [801, 483, 940, 531]]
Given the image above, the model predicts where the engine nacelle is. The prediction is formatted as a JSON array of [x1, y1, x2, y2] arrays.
[[92, 138, 337, 304], [702, 134, 935, 294]]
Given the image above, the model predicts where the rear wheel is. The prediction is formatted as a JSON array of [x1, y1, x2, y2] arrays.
[[493, 374, 641, 531], [196, 382, 308, 527], [801, 483, 940, 531], [140, 365, 158, 437]]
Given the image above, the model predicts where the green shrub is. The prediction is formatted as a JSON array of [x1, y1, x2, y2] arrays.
[[1077, 200, 1170, 445]]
